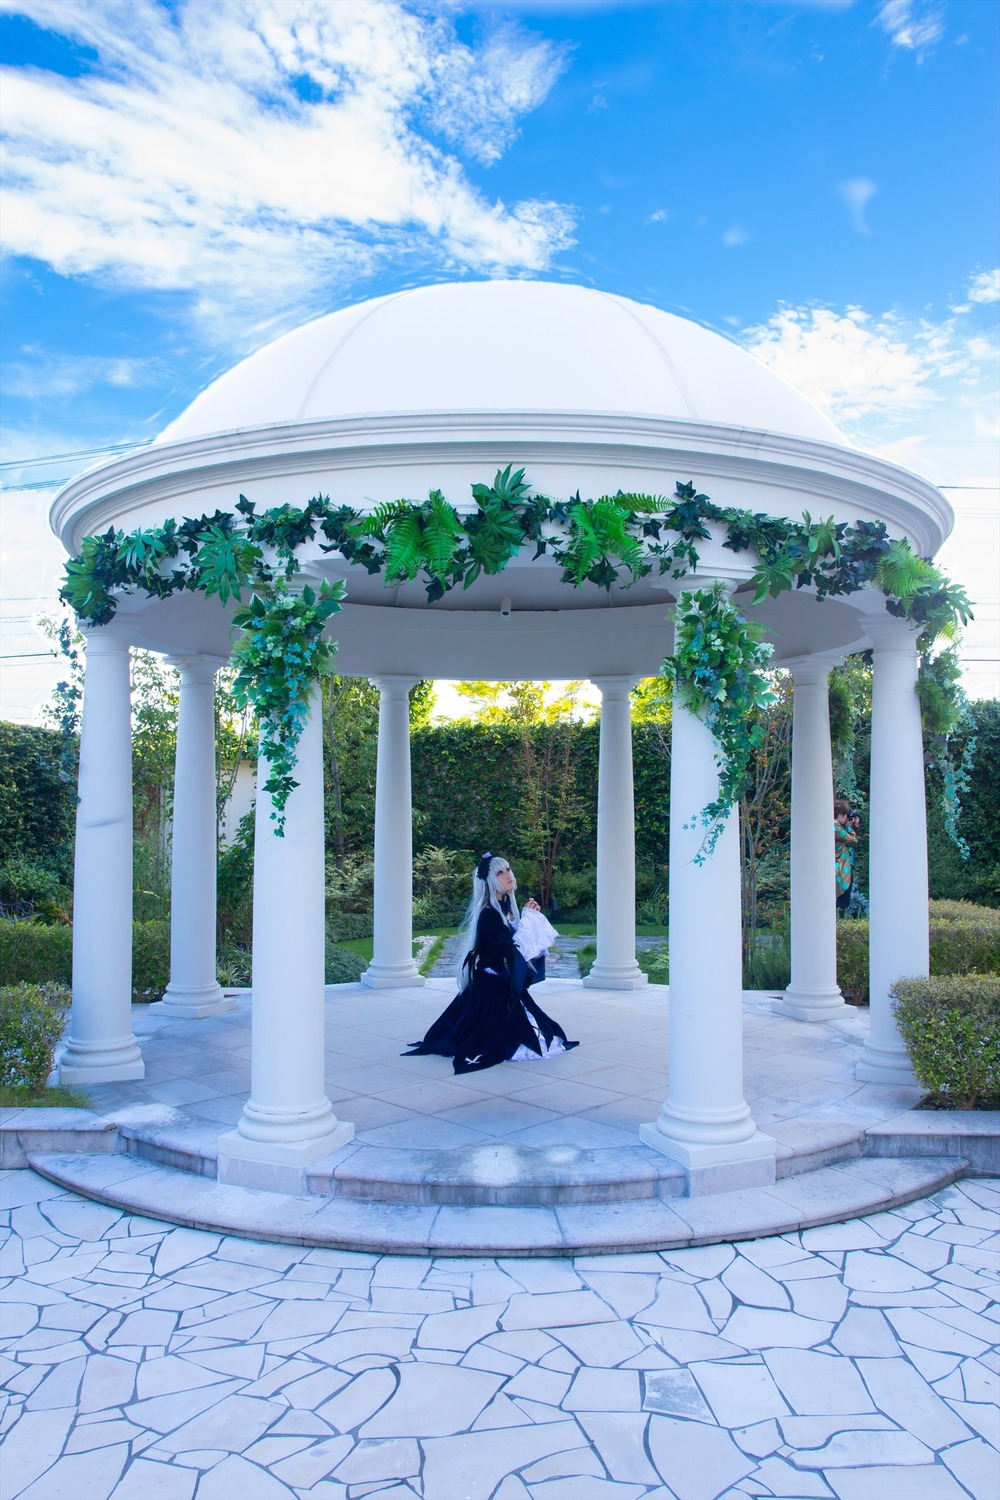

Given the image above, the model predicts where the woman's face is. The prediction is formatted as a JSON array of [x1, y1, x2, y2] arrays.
[[495, 863, 516, 895]]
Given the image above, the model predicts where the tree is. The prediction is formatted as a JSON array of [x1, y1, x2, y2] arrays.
[[739, 673, 793, 955], [0, 722, 77, 882], [322, 676, 379, 870], [452, 681, 594, 906]]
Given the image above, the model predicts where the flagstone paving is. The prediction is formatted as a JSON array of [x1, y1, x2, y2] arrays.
[[1, 1170, 996, 1499]]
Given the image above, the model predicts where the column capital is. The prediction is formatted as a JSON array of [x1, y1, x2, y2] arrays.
[[783, 654, 844, 685], [167, 653, 230, 682], [369, 674, 419, 697], [80, 626, 131, 656], [864, 613, 922, 653], [591, 675, 642, 699]]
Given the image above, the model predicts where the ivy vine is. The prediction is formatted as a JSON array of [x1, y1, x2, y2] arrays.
[[662, 585, 777, 861], [59, 470, 973, 844]]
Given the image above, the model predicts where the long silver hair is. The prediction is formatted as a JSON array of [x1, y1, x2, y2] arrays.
[[456, 854, 519, 973]]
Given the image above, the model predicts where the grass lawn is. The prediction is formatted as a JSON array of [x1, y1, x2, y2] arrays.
[[0, 1084, 90, 1109], [338, 921, 666, 969]]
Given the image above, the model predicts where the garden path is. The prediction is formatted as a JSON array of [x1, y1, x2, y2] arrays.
[[1, 1169, 996, 1500]]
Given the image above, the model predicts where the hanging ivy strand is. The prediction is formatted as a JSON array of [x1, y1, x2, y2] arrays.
[[662, 584, 777, 862], [59, 469, 974, 851], [230, 581, 346, 830]]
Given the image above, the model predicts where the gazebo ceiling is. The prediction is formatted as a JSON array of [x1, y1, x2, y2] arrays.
[[52, 280, 953, 674]]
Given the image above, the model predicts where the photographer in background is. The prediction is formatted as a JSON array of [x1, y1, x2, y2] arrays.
[[834, 799, 861, 915]]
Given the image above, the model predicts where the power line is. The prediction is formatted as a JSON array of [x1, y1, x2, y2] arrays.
[[0, 439, 153, 472]]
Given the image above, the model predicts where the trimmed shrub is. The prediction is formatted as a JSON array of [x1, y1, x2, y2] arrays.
[[838, 909, 1000, 1006], [326, 912, 374, 942], [892, 973, 1000, 1106], [0, 919, 72, 988], [931, 920, 1000, 978], [929, 900, 1000, 926], [0, 983, 70, 1090], [132, 921, 171, 1001], [325, 943, 366, 985], [0, 917, 170, 1002], [836, 919, 870, 1005]]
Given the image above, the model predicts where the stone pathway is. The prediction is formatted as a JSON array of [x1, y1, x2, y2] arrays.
[[427, 934, 664, 981], [2, 1168, 996, 1500]]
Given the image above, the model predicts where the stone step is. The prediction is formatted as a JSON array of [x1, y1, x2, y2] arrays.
[[25, 1148, 967, 1257], [117, 1117, 867, 1207]]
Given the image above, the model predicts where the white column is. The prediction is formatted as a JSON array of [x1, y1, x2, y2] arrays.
[[641, 584, 774, 1194], [856, 620, 926, 1084], [151, 656, 233, 1019], [362, 675, 423, 989], [217, 685, 352, 1193], [584, 676, 646, 990], [773, 658, 848, 1021], [60, 631, 144, 1084]]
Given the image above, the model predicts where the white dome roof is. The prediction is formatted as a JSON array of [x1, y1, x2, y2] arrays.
[[158, 281, 844, 446]]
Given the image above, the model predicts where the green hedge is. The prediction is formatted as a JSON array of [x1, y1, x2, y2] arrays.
[[0, 920, 72, 988], [0, 918, 170, 1002], [325, 943, 367, 984], [891, 973, 1000, 1106], [0, 983, 70, 1090], [838, 905, 1000, 1006]]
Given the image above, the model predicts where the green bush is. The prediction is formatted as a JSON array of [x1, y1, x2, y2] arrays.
[[325, 943, 366, 985], [836, 919, 870, 1005], [744, 935, 791, 991], [0, 916, 170, 1002], [216, 947, 252, 987], [0, 856, 65, 908], [132, 920, 170, 1001], [892, 973, 1000, 1106], [930, 920, 1000, 978], [326, 911, 374, 942], [929, 900, 1000, 926], [0, 983, 70, 1090], [639, 943, 670, 984], [838, 908, 1000, 1006], [0, 919, 72, 987]]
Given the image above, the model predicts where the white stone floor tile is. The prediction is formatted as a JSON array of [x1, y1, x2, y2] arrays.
[[0, 1172, 997, 1499]]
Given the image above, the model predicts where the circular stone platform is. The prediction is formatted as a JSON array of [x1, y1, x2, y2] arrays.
[[6, 982, 989, 1255]]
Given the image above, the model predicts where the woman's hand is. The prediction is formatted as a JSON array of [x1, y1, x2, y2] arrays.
[[523, 898, 541, 912]]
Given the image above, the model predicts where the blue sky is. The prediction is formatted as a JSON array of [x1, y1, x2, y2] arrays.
[[1, 0, 997, 716]]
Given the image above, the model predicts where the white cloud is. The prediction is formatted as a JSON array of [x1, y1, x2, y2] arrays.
[[0, 0, 574, 346], [721, 225, 749, 248], [741, 303, 999, 426], [875, 1, 944, 56], [838, 177, 877, 235], [2, 352, 161, 399], [646, 208, 668, 224], [967, 268, 1000, 305], [743, 298, 1000, 700]]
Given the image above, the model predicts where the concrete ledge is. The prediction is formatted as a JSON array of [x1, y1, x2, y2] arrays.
[[864, 1109, 1000, 1176], [0, 1108, 118, 1169], [24, 1149, 967, 1256]]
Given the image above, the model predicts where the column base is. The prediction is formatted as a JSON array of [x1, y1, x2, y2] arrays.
[[150, 984, 235, 1019], [639, 1121, 776, 1195], [217, 1116, 355, 1195], [855, 1040, 918, 1085], [361, 963, 425, 990], [772, 987, 849, 1022], [583, 966, 649, 991], [58, 1035, 145, 1085]]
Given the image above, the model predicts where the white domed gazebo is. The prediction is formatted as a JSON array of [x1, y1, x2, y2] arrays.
[[50, 281, 949, 1200]]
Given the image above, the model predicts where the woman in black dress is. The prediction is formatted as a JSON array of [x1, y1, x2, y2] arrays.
[[404, 852, 578, 1075]]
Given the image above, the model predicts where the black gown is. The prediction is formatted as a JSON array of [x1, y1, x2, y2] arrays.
[[403, 905, 578, 1074]]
